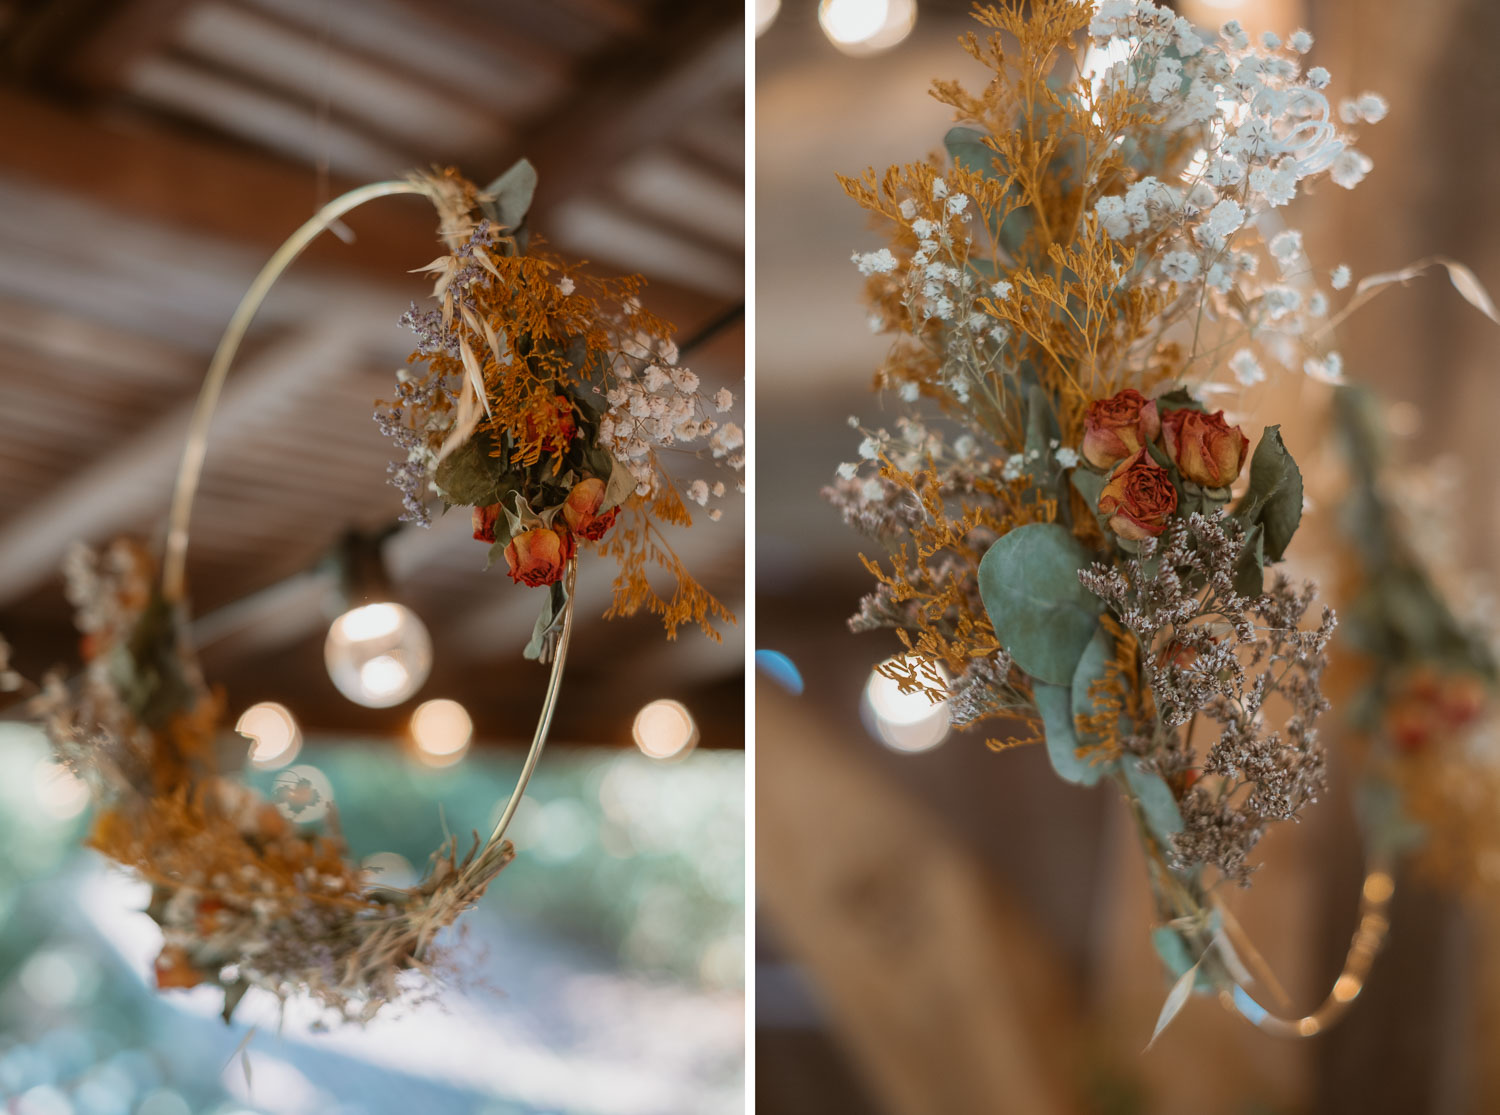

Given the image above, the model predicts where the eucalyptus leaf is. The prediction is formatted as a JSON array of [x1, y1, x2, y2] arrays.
[[1070, 468, 1108, 531], [1064, 628, 1113, 786], [1034, 682, 1101, 786], [1234, 425, 1302, 562], [1119, 757, 1184, 848], [481, 158, 538, 236], [944, 126, 999, 178], [1152, 387, 1208, 414], [978, 523, 1103, 685]]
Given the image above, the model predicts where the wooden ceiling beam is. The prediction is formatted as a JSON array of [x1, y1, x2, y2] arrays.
[[0, 86, 445, 276], [492, 0, 744, 228]]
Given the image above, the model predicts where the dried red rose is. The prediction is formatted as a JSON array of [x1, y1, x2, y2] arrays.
[[562, 477, 618, 541], [1097, 448, 1178, 540], [1082, 389, 1161, 470], [1161, 407, 1249, 489], [503, 527, 575, 587], [472, 503, 501, 543]]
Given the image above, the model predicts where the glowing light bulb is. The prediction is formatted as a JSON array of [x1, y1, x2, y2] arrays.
[[235, 702, 301, 769], [632, 699, 699, 760], [756, 0, 781, 36], [324, 602, 431, 708], [410, 698, 473, 767], [862, 656, 950, 753], [34, 760, 89, 820], [818, 0, 915, 56]]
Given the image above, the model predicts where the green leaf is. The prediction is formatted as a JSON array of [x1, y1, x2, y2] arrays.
[[523, 580, 569, 662], [1070, 467, 1109, 531], [1064, 627, 1114, 786], [434, 433, 516, 507], [1034, 682, 1100, 786], [979, 523, 1103, 686], [1119, 757, 1184, 848], [1152, 387, 1207, 414], [944, 126, 1000, 178], [480, 158, 538, 236], [1232, 522, 1265, 597], [602, 454, 636, 511], [1233, 426, 1303, 562]]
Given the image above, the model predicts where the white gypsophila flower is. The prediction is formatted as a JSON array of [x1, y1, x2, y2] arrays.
[[912, 218, 936, 238], [899, 381, 920, 402], [687, 480, 710, 507], [990, 280, 1012, 299], [1161, 251, 1201, 282], [1095, 195, 1131, 239], [1304, 352, 1345, 383], [1056, 447, 1081, 469], [1001, 453, 1027, 482], [1269, 229, 1303, 264], [1148, 56, 1183, 103], [1229, 348, 1265, 385], [946, 193, 970, 216], [860, 478, 883, 502], [1308, 291, 1328, 316], [1221, 19, 1249, 50], [715, 387, 734, 412], [1331, 264, 1351, 290], [557, 277, 576, 296], [1307, 66, 1331, 89], [899, 199, 917, 220], [867, 313, 884, 333], [931, 177, 948, 199], [1330, 149, 1373, 188], [1260, 31, 1281, 50], [1289, 29, 1313, 54], [853, 248, 899, 275], [712, 481, 725, 498], [1195, 198, 1246, 250]]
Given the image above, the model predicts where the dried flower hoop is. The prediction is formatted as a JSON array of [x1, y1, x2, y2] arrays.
[[161, 174, 572, 867]]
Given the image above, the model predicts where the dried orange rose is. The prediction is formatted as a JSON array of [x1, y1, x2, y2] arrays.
[[1388, 669, 1490, 753], [562, 478, 618, 541], [1098, 449, 1178, 540], [1082, 389, 1161, 470], [154, 945, 205, 990], [472, 503, 501, 543], [503, 527, 575, 587], [1161, 408, 1249, 489]]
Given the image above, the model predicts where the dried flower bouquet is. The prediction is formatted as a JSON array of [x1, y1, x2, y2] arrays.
[[832, 0, 1392, 1036]]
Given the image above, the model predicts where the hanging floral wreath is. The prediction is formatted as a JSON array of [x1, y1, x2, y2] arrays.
[[6, 164, 738, 1024]]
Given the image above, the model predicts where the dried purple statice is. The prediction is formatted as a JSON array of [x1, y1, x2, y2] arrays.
[[1081, 511, 1336, 883]]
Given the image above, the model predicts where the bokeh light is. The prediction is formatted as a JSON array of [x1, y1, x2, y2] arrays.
[[272, 764, 334, 824], [756, 0, 781, 36], [235, 701, 301, 769], [409, 698, 473, 767], [33, 760, 89, 820], [632, 699, 699, 760], [323, 602, 432, 708], [818, 0, 916, 56], [862, 656, 951, 753]]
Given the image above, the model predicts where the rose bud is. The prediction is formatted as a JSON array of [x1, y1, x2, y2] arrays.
[[472, 503, 501, 544], [1097, 449, 1178, 540], [562, 477, 619, 541], [503, 527, 575, 587], [524, 393, 578, 454], [1160, 408, 1249, 489], [154, 945, 205, 990], [1438, 673, 1487, 730], [1082, 389, 1161, 470]]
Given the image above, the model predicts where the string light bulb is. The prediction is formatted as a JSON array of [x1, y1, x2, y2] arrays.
[[633, 699, 699, 760], [235, 701, 302, 769], [862, 656, 950, 752], [818, 0, 916, 57], [323, 529, 432, 708], [409, 698, 473, 767]]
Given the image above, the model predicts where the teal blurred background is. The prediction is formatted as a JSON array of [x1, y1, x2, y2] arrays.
[[0, 725, 745, 1115]]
